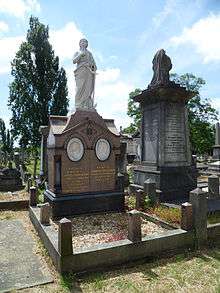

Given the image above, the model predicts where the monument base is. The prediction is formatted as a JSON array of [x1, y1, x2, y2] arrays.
[[44, 189, 125, 218], [133, 165, 197, 201]]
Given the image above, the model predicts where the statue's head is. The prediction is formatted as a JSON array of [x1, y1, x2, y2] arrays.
[[79, 38, 88, 49]]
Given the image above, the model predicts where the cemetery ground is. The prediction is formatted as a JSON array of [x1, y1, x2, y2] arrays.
[[1, 210, 220, 292], [1, 191, 220, 292]]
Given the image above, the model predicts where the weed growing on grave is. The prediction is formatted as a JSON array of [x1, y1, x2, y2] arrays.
[[60, 273, 77, 290], [147, 206, 181, 226]]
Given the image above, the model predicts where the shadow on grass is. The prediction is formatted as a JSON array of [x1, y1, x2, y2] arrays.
[[60, 244, 220, 292]]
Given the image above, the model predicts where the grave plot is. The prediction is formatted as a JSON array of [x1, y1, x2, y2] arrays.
[[0, 189, 29, 210], [51, 212, 168, 250]]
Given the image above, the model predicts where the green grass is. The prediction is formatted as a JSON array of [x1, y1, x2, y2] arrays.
[[56, 247, 220, 293], [126, 195, 181, 226], [208, 211, 220, 225]]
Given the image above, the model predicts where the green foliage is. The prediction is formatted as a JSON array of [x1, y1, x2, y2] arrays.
[[8, 16, 69, 149], [123, 88, 142, 134], [125, 73, 218, 154], [0, 118, 13, 166], [171, 73, 218, 154]]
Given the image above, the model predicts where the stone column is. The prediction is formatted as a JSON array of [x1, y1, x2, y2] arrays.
[[39, 126, 49, 178], [58, 218, 73, 256], [128, 210, 142, 242], [208, 175, 219, 198], [189, 188, 207, 247]]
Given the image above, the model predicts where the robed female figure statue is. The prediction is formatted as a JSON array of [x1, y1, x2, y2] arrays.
[[73, 39, 97, 110]]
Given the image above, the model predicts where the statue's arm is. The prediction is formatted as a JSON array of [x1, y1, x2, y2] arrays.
[[90, 53, 97, 71], [73, 52, 83, 64]]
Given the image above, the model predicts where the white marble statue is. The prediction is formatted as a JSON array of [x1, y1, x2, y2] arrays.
[[73, 39, 97, 110]]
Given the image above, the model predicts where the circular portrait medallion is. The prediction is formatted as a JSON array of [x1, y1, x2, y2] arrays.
[[95, 138, 111, 161], [67, 138, 84, 161]]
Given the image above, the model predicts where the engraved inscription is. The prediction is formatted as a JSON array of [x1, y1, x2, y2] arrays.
[[143, 106, 159, 163], [63, 167, 90, 193], [164, 104, 186, 162]]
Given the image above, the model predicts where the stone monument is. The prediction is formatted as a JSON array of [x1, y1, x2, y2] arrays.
[[0, 167, 23, 191], [43, 39, 124, 217], [132, 49, 197, 201], [212, 122, 220, 161]]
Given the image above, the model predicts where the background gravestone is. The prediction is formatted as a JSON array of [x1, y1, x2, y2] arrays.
[[132, 49, 197, 201]]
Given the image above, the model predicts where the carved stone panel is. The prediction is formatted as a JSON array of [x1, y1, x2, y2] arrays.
[[143, 105, 159, 163], [164, 103, 187, 164]]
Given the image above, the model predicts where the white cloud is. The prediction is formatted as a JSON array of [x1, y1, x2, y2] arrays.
[[0, 21, 9, 32], [152, 0, 177, 29], [170, 13, 220, 63], [0, 35, 24, 74], [50, 22, 84, 62], [0, 0, 40, 18]]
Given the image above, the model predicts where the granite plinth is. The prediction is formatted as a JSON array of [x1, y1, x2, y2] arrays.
[[133, 165, 197, 201], [44, 189, 125, 218]]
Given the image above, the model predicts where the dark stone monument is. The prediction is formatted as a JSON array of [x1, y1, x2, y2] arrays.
[[43, 110, 125, 218], [0, 167, 23, 191], [132, 49, 197, 201], [212, 122, 220, 161]]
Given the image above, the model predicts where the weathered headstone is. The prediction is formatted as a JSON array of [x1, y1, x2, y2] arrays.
[[0, 167, 23, 191], [132, 49, 197, 201]]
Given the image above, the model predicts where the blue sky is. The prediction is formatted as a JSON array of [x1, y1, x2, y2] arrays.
[[0, 0, 220, 130]]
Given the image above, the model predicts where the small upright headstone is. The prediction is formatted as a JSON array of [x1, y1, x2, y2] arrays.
[[127, 210, 142, 242]]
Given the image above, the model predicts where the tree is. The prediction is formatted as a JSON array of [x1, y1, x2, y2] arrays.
[[123, 88, 142, 134], [0, 119, 13, 166], [8, 16, 69, 176], [124, 73, 218, 154]]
